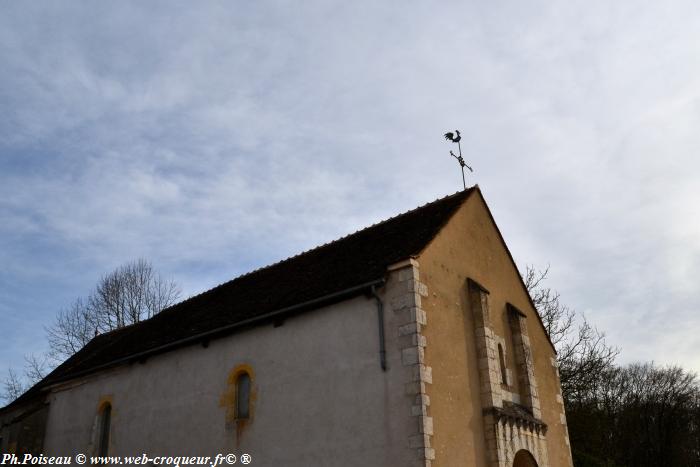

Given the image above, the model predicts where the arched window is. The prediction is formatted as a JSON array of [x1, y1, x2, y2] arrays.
[[498, 344, 508, 385], [97, 403, 111, 456], [235, 372, 251, 420]]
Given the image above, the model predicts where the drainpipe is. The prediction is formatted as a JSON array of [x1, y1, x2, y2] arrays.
[[370, 284, 387, 371]]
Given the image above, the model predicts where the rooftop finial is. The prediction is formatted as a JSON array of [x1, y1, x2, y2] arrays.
[[444, 130, 473, 189]]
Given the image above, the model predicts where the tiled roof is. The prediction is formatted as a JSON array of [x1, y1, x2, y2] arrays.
[[21, 187, 476, 398]]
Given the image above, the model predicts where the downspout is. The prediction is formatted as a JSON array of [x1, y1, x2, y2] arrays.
[[370, 284, 387, 371]]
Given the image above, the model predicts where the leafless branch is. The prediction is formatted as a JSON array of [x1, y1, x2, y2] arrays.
[[1, 368, 25, 404], [47, 259, 180, 361]]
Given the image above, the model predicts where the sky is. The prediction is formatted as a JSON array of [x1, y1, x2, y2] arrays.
[[1, 1, 699, 381]]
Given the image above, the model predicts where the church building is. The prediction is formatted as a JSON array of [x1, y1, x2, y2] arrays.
[[1, 187, 573, 467]]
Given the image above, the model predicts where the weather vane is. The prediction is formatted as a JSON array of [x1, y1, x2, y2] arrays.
[[444, 129, 473, 189]]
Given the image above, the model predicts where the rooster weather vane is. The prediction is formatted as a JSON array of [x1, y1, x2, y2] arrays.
[[444, 130, 473, 189]]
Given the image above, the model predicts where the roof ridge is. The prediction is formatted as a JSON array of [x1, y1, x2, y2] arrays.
[[163, 189, 473, 311]]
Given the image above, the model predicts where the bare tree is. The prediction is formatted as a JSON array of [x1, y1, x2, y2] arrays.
[[89, 258, 180, 334], [45, 297, 96, 362], [46, 258, 182, 359], [523, 265, 575, 347], [569, 363, 700, 467], [1, 368, 25, 405], [1, 355, 49, 405], [2, 259, 181, 406], [24, 353, 50, 384], [523, 266, 700, 465], [523, 265, 618, 398]]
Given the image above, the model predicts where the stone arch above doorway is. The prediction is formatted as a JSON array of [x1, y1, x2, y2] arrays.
[[513, 449, 538, 467]]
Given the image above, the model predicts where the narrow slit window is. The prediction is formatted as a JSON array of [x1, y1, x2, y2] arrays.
[[235, 372, 251, 420], [98, 403, 111, 456], [498, 344, 508, 385]]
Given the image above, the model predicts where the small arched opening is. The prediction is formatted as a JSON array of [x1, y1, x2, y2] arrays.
[[235, 372, 251, 420], [513, 449, 538, 467], [498, 343, 508, 385], [97, 403, 112, 456]]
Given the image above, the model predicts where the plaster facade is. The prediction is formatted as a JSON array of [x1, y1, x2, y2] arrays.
[[39, 294, 425, 466]]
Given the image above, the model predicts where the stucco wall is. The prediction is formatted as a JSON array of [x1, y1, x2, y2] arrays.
[[417, 191, 572, 467], [42, 293, 418, 466]]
